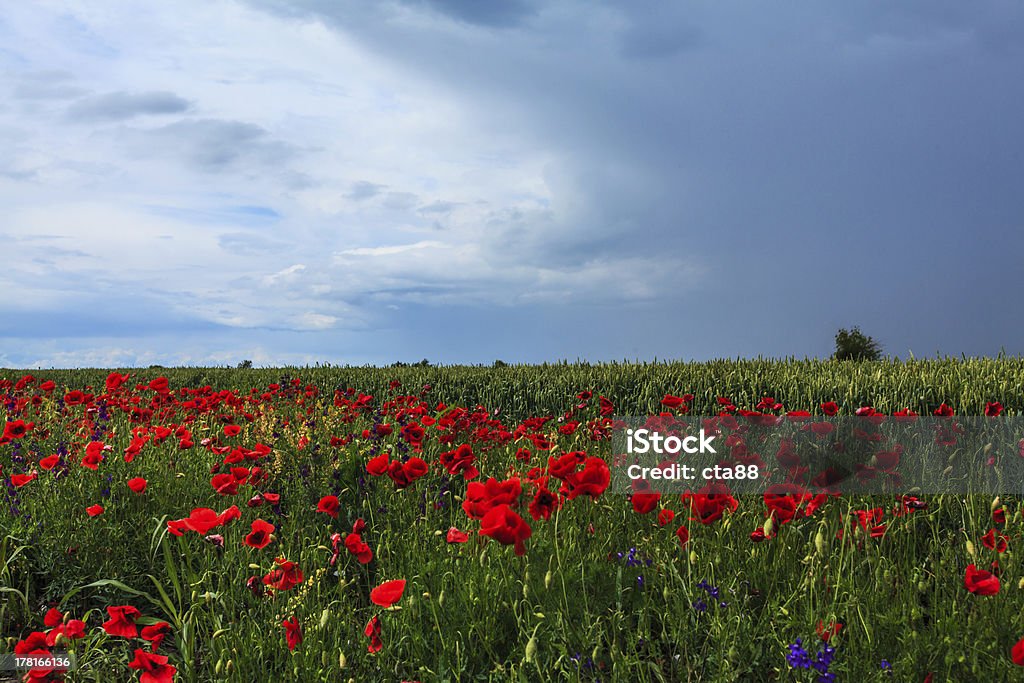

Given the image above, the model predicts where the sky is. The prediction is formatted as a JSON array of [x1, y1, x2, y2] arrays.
[[1, 0, 1023, 368]]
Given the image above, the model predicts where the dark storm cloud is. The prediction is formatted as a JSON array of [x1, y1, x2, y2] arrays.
[[237, 0, 1024, 359], [67, 91, 191, 121], [413, 0, 537, 28], [123, 119, 298, 173]]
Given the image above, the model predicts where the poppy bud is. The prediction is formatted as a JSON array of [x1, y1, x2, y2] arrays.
[[814, 529, 826, 555], [320, 608, 330, 629], [544, 570, 552, 590], [215, 659, 223, 675], [689, 550, 698, 564], [438, 590, 445, 608], [339, 652, 347, 669], [966, 540, 976, 558], [763, 515, 775, 538], [992, 497, 1002, 512], [226, 660, 233, 675], [525, 635, 538, 663]]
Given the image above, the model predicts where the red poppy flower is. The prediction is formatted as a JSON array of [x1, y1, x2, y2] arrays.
[[2, 419, 31, 440], [658, 508, 675, 527], [127, 648, 177, 683], [810, 422, 834, 437], [210, 473, 240, 495], [631, 492, 661, 515], [994, 508, 1007, 525], [933, 403, 954, 417], [683, 483, 738, 525], [676, 524, 690, 547], [105, 372, 130, 392], [386, 457, 428, 488], [528, 487, 559, 522], [1013, 637, 1024, 666], [463, 477, 523, 519], [964, 564, 1000, 595], [44, 607, 63, 628], [14, 631, 47, 654], [563, 456, 610, 500], [439, 444, 479, 480], [345, 533, 373, 564], [148, 377, 170, 393], [986, 402, 1004, 417], [660, 394, 690, 410], [167, 506, 241, 536], [141, 622, 171, 650], [127, 477, 147, 494], [446, 527, 470, 543], [47, 618, 86, 646], [11, 473, 37, 488], [244, 519, 275, 550], [370, 579, 407, 608], [39, 455, 59, 470], [820, 402, 839, 416], [480, 504, 532, 556], [86, 504, 104, 517], [282, 616, 303, 651], [982, 528, 1009, 553], [816, 620, 843, 642], [102, 605, 141, 638], [365, 615, 383, 653], [81, 442, 105, 470], [263, 557, 304, 591], [317, 495, 340, 518], [366, 452, 390, 476], [224, 424, 241, 437]]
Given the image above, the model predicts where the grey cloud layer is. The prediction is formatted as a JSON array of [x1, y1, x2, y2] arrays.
[[67, 91, 191, 121], [1, 0, 1022, 367]]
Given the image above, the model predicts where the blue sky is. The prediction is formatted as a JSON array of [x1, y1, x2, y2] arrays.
[[1, 1, 1022, 367]]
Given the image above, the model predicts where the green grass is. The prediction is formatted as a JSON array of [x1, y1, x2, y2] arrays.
[[2, 359, 1023, 681]]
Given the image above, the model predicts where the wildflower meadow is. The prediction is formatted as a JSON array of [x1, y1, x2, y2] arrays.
[[3, 359, 1024, 681]]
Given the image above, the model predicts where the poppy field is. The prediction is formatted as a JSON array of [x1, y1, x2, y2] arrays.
[[3, 359, 1024, 682]]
